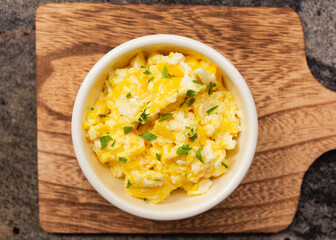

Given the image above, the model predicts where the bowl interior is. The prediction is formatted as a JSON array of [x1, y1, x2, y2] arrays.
[[78, 42, 254, 219]]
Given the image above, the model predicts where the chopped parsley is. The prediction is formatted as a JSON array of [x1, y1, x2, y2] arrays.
[[196, 147, 204, 163], [186, 89, 198, 97], [148, 76, 154, 83], [206, 105, 219, 115], [159, 113, 173, 122], [162, 65, 169, 78], [143, 69, 151, 75], [189, 133, 198, 142], [119, 157, 128, 164], [192, 80, 204, 85], [221, 162, 228, 168], [180, 90, 198, 108], [98, 114, 106, 118], [126, 180, 132, 188], [185, 126, 191, 130], [126, 92, 132, 98], [208, 82, 217, 95], [186, 127, 197, 142], [123, 126, 133, 135], [176, 144, 192, 155], [156, 153, 161, 161], [111, 139, 116, 147], [139, 132, 157, 141], [141, 65, 145, 68], [90, 107, 94, 110], [179, 97, 188, 108], [132, 107, 149, 130], [100, 136, 112, 149], [140, 108, 149, 123], [136, 122, 142, 130], [188, 97, 195, 107], [144, 198, 149, 203], [169, 74, 175, 79], [153, 179, 161, 181]]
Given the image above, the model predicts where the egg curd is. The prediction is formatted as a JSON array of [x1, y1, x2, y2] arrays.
[[82, 51, 241, 203]]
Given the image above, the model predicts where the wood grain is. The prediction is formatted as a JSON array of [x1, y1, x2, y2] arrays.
[[36, 3, 336, 233]]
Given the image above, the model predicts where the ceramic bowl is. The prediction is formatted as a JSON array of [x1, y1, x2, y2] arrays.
[[72, 34, 258, 220]]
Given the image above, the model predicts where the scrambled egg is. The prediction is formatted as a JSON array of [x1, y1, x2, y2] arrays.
[[83, 51, 241, 203]]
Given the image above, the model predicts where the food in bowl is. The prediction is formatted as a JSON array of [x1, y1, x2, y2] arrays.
[[82, 51, 241, 203]]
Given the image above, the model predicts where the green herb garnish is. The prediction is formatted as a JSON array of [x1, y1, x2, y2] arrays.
[[185, 126, 191, 130], [179, 97, 188, 108], [139, 132, 157, 141], [186, 89, 198, 97], [111, 139, 116, 147], [119, 157, 128, 164], [179, 90, 198, 108], [153, 179, 161, 181], [188, 97, 195, 107], [196, 147, 204, 163], [221, 162, 228, 168], [176, 144, 192, 155], [98, 114, 106, 118], [100, 136, 112, 149], [140, 108, 149, 123], [148, 76, 154, 83], [143, 69, 151, 75], [156, 153, 161, 161], [169, 74, 175, 79], [192, 80, 204, 85], [136, 123, 142, 130], [144, 198, 149, 203], [90, 107, 94, 110], [162, 65, 169, 78], [208, 82, 216, 95], [126, 180, 132, 188], [123, 126, 133, 135], [159, 113, 173, 122], [189, 133, 197, 142], [206, 105, 219, 115], [126, 92, 132, 98]]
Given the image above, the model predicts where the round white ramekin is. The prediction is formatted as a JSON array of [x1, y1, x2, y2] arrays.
[[72, 34, 258, 221]]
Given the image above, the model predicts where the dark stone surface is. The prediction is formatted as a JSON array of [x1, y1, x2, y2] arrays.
[[0, 0, 335, 239]]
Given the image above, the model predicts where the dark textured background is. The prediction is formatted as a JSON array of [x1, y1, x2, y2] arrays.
[[0, 0, 335, 239]]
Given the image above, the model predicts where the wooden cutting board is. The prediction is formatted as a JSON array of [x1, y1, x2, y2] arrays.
[[36, 3, 336, 233]]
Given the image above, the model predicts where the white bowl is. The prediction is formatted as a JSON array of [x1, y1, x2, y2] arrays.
[[72, 34, 258, 221]]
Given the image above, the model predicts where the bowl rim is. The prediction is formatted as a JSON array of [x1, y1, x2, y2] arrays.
[[71, 34, 258, 220]]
